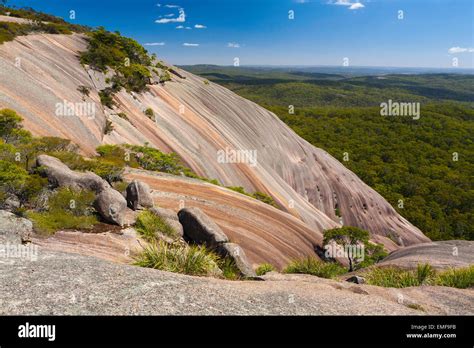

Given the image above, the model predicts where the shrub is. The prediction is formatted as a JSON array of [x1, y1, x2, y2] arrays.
[[144, 107, 155, 119], [48, 187, 96, 216], [28, 210, 98, 235], [255, 263, 275, 276], [284, 257, 346, 279], [135, 210, 177, 242], [117, 112, 129, 121], [160, 71, 171, 83], [27, 187, 98, 234], [77, 85, 90, 99], [99, 88, 116, 108], [252, 191, 278, 207], [364, 267, 421, 288], [134, 241, 221, 276]]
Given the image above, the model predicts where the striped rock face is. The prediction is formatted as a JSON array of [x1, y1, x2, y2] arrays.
[[0, 33, 429, 257]]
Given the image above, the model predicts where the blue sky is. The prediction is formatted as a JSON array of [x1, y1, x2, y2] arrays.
[[7, 0, 474, 68]]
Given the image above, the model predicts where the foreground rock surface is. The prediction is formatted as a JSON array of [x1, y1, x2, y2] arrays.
[[1, 248, 472, 315]]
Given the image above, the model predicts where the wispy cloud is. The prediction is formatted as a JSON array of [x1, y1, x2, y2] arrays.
[[328, 0, 365, 10], [227, 42, 240, 48], [155, 7, 185, 23], [183, 43, 199, 47], [176, 25, 191, 29], [165, 4, 180, 8], [194, 24, 207, 29], [448, 46, 474, 54], [144, 42, 166, 46]]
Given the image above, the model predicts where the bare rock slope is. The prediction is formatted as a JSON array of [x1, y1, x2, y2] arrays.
[[0, 33, 429, 248], [1, 247, 472, 315]]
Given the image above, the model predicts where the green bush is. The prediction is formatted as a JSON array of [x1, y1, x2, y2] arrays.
[[28, 210, 98, 235], [255, 263, 276, 276], [144, 108, 155, 120], [99, 88, 116, 108], [134, 241, 221, 276], [48, 187, 96, 216], [135, 210, 177, 242], [283, 257, 346, 279], [252, 191, 278, 208], [27, 187, 98, 234]]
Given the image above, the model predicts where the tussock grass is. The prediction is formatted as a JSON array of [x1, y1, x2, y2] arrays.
[[255, 263, 276, 276], [134, 241, 221, 277], [364, 264, 474, 289], [283, 257, 346, 279], [135, 210, 177, 242]]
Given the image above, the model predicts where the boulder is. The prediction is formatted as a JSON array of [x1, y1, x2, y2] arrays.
[[126, 180, 153, 210], [216, 243, 257, 278], [1, 195, 20, 212], [0, 210, 33, 244], [94, 188, 127, 226], [346, 275, 366, 284], [36, 155, 109, 193], [178, 207, 229, 247], [150, 207, 184, 237]]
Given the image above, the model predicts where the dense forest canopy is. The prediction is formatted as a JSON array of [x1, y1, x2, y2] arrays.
[[184, 66, 474, 241]]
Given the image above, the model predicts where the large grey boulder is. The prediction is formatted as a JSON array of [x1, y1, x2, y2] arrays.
[[36, 155, 109, 193], [150, 207, 184, 237], [216, 243, 257, 278], [126, 180, 153, 210], [178, 207, 228, 247], [0, 210, 33, 244], [94, 188, 127, 226]]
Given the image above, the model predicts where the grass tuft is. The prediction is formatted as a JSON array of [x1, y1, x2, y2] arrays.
[[134, 241, 221, 277], [135, 210, 177, 242], [283, 257, 346, 279], [255, 263, 276, 276]]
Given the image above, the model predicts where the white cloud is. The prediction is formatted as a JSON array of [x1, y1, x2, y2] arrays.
[[176, 25, 184, 29], [183, 43, 199, 47], [165, 4, 180, 8], [155, 7, 185, 23], [329, 0, 365, 10], [144, 42, 166, 46], [448, 46, 474, 54], [156, 3, 161, 7], [349, 2, 364, 10], [227, 42, 240, 48], [194, 24, 207, 29], [164, 14, 175, 17]]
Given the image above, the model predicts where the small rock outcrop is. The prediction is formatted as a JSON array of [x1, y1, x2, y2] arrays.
[[94, 188, 128, 226], [216, 243, 257, 278], [178, 207, 229, 247], [36, 155, 128, 226], [178, 207, 256, 277], [126, 180, 153, 210], [0, 210, 33, 244], [150, 207, 184, 237], [346, 275, 366, 284], [36, 155, 108, 193]]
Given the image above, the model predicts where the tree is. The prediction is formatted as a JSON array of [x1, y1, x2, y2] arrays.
[[323, 226, 370, 272]]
